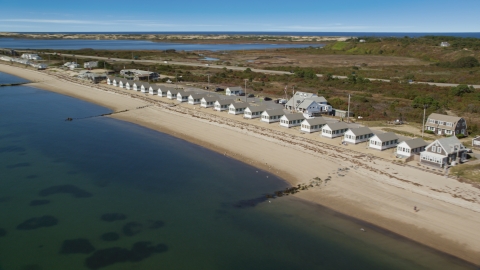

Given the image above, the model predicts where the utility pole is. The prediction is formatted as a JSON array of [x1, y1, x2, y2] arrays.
[[422, 104, 428, 138], [244, 79, 248, 102], [207, 73, 210, 90], [347, 94, 351, 123]]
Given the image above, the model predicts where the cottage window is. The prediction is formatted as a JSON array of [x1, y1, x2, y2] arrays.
[[432, 146, 436, 152], [437, 147, 441, 154]]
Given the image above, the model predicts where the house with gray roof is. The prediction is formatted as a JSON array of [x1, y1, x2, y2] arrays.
[[201, 96, 217, 108], [425, 113, 467, 136], [321, 122, 349, 138], [125, 80, 134, 90], [158, 86, 174, 97], [369, 132, 399, 151], [140, 82, 151, 93], [226, 86, 244, 96], [420, 137, 467, 167], [148, 84, 159, 95], [244, 105, 266, 119], [261, 109, 285, 123], [285, 91, 329, 115], [176, 91, 190, 102], [107, 76, 114, 85], [112, 77, 122, 87], [214, 99, 233, 111], [229, 102, 249, 115], [167, 89, 181, 100], [280, 113, 305, 128], [300, 117, 327, 133], [188, 93, 206, 105], [396, 138, 428, 158], [118, 78, 128, 88], [132, 81, 142, 91], [344, 127, 374, 144]]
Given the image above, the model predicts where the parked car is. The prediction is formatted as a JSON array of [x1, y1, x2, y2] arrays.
[[239, 93, 245, 96], [247, 94, 255, 97], [263, 97, 272, 101], [215, 87, 224, 92]]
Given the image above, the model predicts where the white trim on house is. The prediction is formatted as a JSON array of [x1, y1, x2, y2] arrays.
[[228, 102, 248, 115], [201, 96, 217, 108], [149, 84, 159, 95], [176, 91, 189, 102], [167, 89, 180, 100], [188, 94, 206, 105], [226, 87, 244, 96], [396, 138, 428, 158], [132, 82, 142, 91], [140, 83, 150, 93], [214, 99, 232, 111]]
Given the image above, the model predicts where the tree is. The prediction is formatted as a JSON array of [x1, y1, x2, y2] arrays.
[[451, 84, 474, 96]]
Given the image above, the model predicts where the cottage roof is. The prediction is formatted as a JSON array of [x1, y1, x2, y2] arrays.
[[285, 92, 319, 108], [149, 84, 159, 90], [168, 88, 180, 95], [201, 96, 217, 102], [435, 137, 465, 154], [227, 86, 243, 91], [302, 117, 327, 126], [373, 132, 399, 142], [246, 105, 266, 113], [230, 102, 249, 109], [107, 75, 114, 80], [400, 138, 428, 149], [216, 99, 233, 105], [113, 77, 122, 81], [141, 82, 150, 88], [177, 91, 189, 97], [427, 113, 462, 124], [133, 81, 142, 86], [159, 86, 175, 93], [348, 127, 373, 136], [297, 99, 317, 110], [189, 93, 206, 99], [309, 96, 328, 103], [119, 78, 128, 84], [127, 80, 134, 85], [282, 113, 305, 121], [325, 122, 348, 130], [263, 109, 286, 116]]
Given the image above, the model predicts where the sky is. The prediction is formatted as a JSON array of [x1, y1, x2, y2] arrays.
[[0, 0, 479, 33]]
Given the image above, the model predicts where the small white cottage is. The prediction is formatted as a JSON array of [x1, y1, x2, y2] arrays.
[[344, 127, 374, 144], [140, 83, 150, 93], [300, 117, 327, 133], [176, 91, 189, 102], [228, 102, 249, 115], [188, 94, 206, 105], [244, 105, 266, 119], [112, 77, 122, 87], [125, 80, 134, 90], [321, 122, 349, 138], [148, 84, 159, 95], [118, 79, 128, 88], [280, 113, 305, 128], [106, 76, 114, 85], [396, 138, 428, 158], [261, 109, 285, 123], [369, 132, 399, 151], [167, 89, 180, 100], [214, 99, 232, 111], [132, 81, 142, 91], [158, 86, 174, 97], [201, 96, 217, 108], [226, 86, 244, 96]]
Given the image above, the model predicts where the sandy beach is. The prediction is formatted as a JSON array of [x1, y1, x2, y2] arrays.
[[1, 63, 480, 265]]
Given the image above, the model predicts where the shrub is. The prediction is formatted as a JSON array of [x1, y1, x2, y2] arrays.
[[424, 130, 434, 134], [456, 134, 466, 139]]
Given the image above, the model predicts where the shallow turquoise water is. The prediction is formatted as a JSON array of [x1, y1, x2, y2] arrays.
[[0, 72, 477, 270]]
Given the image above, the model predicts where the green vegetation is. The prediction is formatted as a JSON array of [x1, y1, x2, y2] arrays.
[[450, 164, 480, 183], [331, 42, 349, 51]]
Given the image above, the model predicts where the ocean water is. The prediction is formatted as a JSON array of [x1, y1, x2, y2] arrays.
[[0, 38, 324, 51], [0, 72, 477, 270]]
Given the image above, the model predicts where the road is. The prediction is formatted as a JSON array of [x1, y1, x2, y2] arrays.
[[10, 49, 480, 89]]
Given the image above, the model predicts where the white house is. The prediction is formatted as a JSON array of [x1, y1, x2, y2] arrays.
[[125, 80, 134, 90], [84, 61, 98, 69], [228, 102, 249, 115], [148, 84, 159, 95], [112, 77, 122, 87], [201, 96, 217, 108], [176, 91, 190, 102], [118, 79, 128, 88], [21, 53, 42, 60], [132, 82, 142, 91], [244, 105, 266, 119], [188, 94, 206, 105], [369, 132, 399, 151], [226, 86, 244, 96], [473, 136, 480, 148], [300, 117, 327, 133], [396, 138, 428, 158], [440, 42, 451, 47], [214, 99, 232, 111], [344, 127, 374, 144], [280, 113, 305, 128], [167, 89, 181, 100], [158, 86, 174, 97], [261, 109, 285, 123], [420, 137, 467, 168], [107, 76, 114, 85], [321, 122, 349, 138], [140, 83, 150, 93]]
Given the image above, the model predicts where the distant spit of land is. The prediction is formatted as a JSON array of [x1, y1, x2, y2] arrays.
[[0, 32, 349, 44]]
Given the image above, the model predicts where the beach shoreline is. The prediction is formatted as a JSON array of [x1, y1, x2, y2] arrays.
[[1, 63, 480, 266]]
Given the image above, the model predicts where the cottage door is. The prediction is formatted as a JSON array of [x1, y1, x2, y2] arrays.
[[438, 129, 442, 135]]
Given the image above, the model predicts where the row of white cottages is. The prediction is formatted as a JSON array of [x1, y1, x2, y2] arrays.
[[106, 77, 465, 166]]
